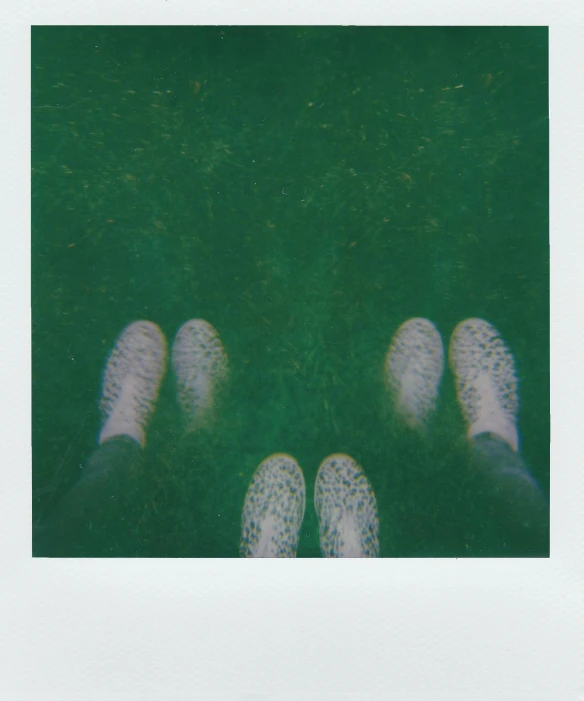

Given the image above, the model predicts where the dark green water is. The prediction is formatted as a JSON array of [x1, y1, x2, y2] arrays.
[[32, 26, 549, 557]]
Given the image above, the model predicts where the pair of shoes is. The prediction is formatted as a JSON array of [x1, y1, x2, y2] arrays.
[[384, 317, 519, 451], [240, 453, 379, 558], [98, 319, 228, 448]]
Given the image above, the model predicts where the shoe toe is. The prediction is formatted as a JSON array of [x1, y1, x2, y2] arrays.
[[385, 317, 444, 428], [240, 454, 306, 558]]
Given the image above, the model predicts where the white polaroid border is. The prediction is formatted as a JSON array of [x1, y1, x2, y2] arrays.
[[2, 1, 582, 699]]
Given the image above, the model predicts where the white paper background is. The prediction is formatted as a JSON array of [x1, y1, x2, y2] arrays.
[[1, 1, 582, 699]]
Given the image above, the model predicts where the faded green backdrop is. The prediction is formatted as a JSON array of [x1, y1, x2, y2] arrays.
[[32, 26, 549, 557]]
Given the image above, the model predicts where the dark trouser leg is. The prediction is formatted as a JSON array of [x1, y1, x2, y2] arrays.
[[466, 434, 549, 556], [33, 436, 144, 557]]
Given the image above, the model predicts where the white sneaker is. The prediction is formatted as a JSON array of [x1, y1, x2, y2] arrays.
[[171, 319, 229, 430], [240, 454, 306, 558], [315, 454, 379, 558], [99, 320, 168, 448], [449, 318, 520, 452], [384, 317, 444, 429]]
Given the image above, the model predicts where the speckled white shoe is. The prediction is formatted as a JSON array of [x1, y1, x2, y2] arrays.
[[240, 454, 306, 558], [315, 454, 379, 558], [171, 319, 229, 430], [384, 317, 444, 429], [99, 320, 168, 448], [449, 318, 520, 452]]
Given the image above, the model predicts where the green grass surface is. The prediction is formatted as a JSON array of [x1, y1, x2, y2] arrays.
[[32, 26, 549, 557]]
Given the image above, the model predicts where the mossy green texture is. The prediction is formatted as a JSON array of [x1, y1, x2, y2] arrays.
[[32, 27, 549, 557]]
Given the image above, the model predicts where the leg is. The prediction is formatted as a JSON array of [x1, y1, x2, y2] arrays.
[[34, 320, 168, 557], [170, 319, 235, 556], [468, 434, 549, 555], [384, 318, 450, 554], [450, 318, 549, 556], [34, 436, 143, 557]]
